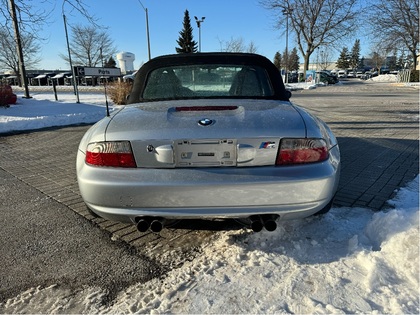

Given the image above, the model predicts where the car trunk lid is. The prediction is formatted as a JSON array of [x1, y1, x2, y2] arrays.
[[105, 99, 306, 167]]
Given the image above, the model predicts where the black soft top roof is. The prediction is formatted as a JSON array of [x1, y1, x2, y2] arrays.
[[127, 52, 290, 103]]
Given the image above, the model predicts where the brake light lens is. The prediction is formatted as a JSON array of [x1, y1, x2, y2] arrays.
[[86, 141, 137, 168], [276, 138, 329, 165], [175, 106, 238, 111]]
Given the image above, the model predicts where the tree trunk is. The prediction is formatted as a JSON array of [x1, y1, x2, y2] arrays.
[[8, 0, 30, 98]]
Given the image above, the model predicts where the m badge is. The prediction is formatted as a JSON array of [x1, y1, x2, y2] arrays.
[[259, 141, 276, 149]]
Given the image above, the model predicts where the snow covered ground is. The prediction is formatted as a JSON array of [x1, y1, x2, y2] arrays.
[[0, 81, 419, 313], [0, 87, 113, 134], [2, 176, 418, 314]]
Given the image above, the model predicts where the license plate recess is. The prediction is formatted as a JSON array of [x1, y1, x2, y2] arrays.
[[174, 139, 237, 167]]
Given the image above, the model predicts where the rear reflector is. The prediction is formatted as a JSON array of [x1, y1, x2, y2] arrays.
[[86, 141, 137, 168], [276, 138, 328, 165]]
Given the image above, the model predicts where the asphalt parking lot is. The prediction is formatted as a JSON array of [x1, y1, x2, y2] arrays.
[[0, 80, 418, 253]]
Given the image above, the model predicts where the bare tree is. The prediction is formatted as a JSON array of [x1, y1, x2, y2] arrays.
[[0, 0, 50, 34], [219, 37, 258, 53], [60, 24, 117, 67], [61, 0, 98, 26], [261, 0, 360, 74], [0, 0, 96, 97], [247, 41, 258, 54], [318, 48, 332, 71], [0, 26, 41, 75], [368, 0, 419, 69], [370, 51, 386, 72], [0, 0, 49, 95]]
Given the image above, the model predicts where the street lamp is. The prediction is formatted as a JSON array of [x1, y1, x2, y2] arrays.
[[282, 8, 293, 83], [194, 16, 205, 52], [138, 0, 151, 60]]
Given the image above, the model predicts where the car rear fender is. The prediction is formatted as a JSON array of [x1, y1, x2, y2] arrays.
[[291, 103, 338, 149]]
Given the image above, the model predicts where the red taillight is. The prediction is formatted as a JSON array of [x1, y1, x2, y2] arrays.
[[276, 138, 329, 165], [85, 141, 137, 168]]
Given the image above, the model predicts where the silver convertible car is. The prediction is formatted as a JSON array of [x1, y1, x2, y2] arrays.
[[76, 53, 340, 233]]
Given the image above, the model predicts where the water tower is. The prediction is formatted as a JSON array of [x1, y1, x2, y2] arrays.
[[116, 52, 135, 74]]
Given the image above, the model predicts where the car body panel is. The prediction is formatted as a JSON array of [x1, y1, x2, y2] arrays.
[[76, 52, 340, 230], [77, 145, 340, 222]]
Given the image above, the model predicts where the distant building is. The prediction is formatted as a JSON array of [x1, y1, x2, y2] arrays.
[[116, 52, 135, 74], [299, 62, 336, 71]]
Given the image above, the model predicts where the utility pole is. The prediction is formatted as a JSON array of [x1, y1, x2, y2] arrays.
[[8, 0, 31, 98], [282, 8, 293, 84], [138, 0, 151, 60], [62, 12, 80, 103]]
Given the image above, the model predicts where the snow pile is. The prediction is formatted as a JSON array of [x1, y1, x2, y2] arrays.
[[2, 177, 418, 314], [369, 74, 398, 82], [0, 91, 113, 134]]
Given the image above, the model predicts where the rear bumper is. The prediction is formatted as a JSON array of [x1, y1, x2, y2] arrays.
[[77, 146, 340, 223]]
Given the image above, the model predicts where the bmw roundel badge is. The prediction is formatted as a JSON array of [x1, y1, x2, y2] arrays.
[[198, 118, 214, 126]]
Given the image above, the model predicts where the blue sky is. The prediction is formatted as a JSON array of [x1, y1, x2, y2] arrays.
[[35, 0, 286, 70]]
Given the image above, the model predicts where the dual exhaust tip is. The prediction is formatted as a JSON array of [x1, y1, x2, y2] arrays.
[[135, 217, 165, 233], [249, 215, 278, 232], [135, 214, 278, 233]]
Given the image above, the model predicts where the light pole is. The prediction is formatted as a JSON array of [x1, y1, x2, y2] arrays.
[[282, 8, 293, 83], [138, 0, 151, 60], [62, 1, 80, 103], [194, 16, 205, 52]]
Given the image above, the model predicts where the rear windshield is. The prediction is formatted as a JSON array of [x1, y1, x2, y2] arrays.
[[141, 65, 274, 101]]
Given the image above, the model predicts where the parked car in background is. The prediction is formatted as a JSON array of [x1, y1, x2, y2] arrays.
[[77, 52, 340, 233], [347, 70, 356, 78], [317, 71, 339, 84], [356, 70, 365, 78], [123, 70, 138, 82], [337, 70, 347, 78]]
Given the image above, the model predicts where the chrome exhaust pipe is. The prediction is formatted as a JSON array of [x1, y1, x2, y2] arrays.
[[262, 215, 279, 232], [249, 216, 264, 232], [150, 218, 165, 233], [136, 218, 150, 232], [264, 220, 277, 232]]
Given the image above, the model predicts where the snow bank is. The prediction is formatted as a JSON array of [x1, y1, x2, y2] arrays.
[[368, 74, 398, 82], [2, 177, 418, 314], [0, 91, 113, 134]]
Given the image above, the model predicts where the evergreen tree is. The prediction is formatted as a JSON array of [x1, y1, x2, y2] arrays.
[[349, 39, 361, 70], [289, 47, 300, 71], [281, 48, 288, 70], [273, 51, 282, 70], [175, 10, 198, 53], [336, 47, 350, 69], [104, 56, 117, 68], [359, 56, 365, 69]]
